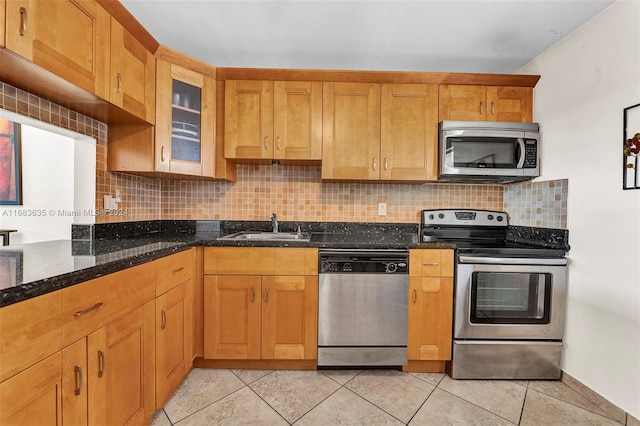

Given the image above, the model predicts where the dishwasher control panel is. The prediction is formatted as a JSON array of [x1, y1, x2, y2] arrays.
[[319, 250, 409, 274]]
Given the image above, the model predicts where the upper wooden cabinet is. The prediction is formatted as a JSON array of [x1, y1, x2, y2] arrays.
[[109, 17, 155, 124], [322, 82, 438, 181], [0, 0, 6, 47], [439, 85, 533, 122], [155, 59, 215, 176], [224, 80, 322, 161], [4, 0, 110, 99]]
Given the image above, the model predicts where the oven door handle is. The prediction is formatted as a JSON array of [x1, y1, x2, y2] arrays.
[[458, 256, 568, 266]]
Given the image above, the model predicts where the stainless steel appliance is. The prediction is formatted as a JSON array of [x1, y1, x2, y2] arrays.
[[439, 120, 540, 182], [421, 209, 568, 379], [317, 249, 408, 367]]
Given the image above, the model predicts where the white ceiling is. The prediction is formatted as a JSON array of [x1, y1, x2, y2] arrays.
[[121, 0, 615, 74]]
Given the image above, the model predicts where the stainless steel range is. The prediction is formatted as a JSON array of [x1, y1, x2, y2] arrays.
[[421, 209, 568, 379]]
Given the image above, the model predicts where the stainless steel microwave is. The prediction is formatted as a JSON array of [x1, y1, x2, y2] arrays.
[[439, 120, 540, 183]]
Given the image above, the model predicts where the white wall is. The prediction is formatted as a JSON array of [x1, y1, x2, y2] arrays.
[[0, 111, 96, 244], [518, 0, 640, 417]]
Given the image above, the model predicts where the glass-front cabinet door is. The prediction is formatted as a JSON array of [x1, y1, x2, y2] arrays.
[[155, 59, 215, 177]]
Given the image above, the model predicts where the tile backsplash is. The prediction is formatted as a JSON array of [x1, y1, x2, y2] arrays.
[[504, 179, 568, 229], [2, 81, 567, 228]]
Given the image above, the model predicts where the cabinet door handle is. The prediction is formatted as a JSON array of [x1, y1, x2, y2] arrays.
[[161, 146, 166, 162], [116, 72, 123, 93], [161, 309, 167, 330], [19, 7, 27, 36], [413, 288, 417, 304], [74, 365, 83, 396], [172, 267, 184, 274], [264, 136, 269, 150], [97, 350, 106, 378], [276, 136, 281, 150], [74, 302, 103, 317], [480, 101, 484, 114], [384, 157, 388, 171], [423, 262, 439, 266], [372, 157, 377, 171], [265, 287, 269, 303], [491, 101, 495, 115], [251, 287, 255, 303]]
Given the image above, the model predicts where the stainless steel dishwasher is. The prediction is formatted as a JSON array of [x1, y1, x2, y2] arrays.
[[317, 249, 408, 368]]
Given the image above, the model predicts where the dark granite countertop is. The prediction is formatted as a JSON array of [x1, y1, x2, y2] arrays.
[[0, 219, 564, 307]]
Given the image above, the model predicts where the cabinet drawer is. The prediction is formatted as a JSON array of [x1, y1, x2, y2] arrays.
[[274, 248, 318, 275], [61, 277, 110, 348], [108, 262, 156, 322], [156, 248, 195, 295], [214, 247, 275, 275], [0, 291, 62, 382], [409, 249, 454, 277]]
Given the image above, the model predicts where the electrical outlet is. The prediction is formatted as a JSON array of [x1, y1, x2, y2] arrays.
[[378, 202, 387, 216]]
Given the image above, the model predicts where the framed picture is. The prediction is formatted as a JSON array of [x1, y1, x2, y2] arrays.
[[623, 103, 640, 190], [0, 119, 22, 204]]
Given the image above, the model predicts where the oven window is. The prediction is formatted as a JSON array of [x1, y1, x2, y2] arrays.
[[447, 136, 520, 168], [470, 272, 551, 324]]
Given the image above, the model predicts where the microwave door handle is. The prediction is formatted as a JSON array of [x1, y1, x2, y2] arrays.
[[516, 138, 526, 168]]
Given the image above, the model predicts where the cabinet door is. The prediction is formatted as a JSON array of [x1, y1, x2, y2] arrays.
[[381, 84, 438, 181], [62, 339, 88, 425], [322, 82, 381, 180], [156, 60, 216, 176], [486, 86, 533, 122], [273, 81, 322, 160], [156, 280, 193, 409], [5, 0, 110, 98], [224, 80, 273, 159], [203, 275, 261, 360], [0, 353, 63, 425], [88, 302, 156, 426], [110, 17, 155, 124], [261, 276, 318, 360], [408, 277, 453, 361], [0, 0, 6, 47], [438, 85, 486, 121]]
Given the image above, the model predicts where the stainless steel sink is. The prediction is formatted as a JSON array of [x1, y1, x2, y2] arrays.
[[217, 231, 311, 242]]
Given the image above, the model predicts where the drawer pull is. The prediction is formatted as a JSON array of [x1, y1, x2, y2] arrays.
[[74, 302, 103, 317], [422, 262, 439, 266], [74, 365, 83, 395], [251, 287, 255, 303], [480, 100, 484, 114], [413, 288, 417, 303], [265, 287, 270, 303], [491, 101, 495, 115], [276, 136, 281, 150], [161, 310, 167, 330], [116, 72, 123, 93], [372, 157, 377, 171], [264, 136, 269, 150], [161, 146, 166, 162], [98, 350, 106, 378], [172, 267, 185, 274], [19, 7, 27, 36]]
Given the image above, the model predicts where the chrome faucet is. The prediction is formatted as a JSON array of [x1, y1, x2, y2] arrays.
[[271, 213, 278, 233]]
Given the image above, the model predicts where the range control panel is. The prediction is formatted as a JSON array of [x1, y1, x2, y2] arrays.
[[421, 209, 508, 227]]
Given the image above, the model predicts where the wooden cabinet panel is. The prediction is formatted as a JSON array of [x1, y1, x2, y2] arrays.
[[408, 277, 453, 361], [61, 338, 88, 425], [110, 17, 155, 124], [380, 83, 439, 181], [108, 261, 156, 323], [215, 247, 275, 275], [5, 0, 110, 98], [0, 0, 6, 48], [203, 275, 262, 360], [156, 248, 195, 296], [156, 279, 193, 408], [439, 84, 533, 122], [409, 249, 454, 277], [224, 80, 274, 159], [203, 247, 218, 274], [261, 276, 318, 360], [322, 82, 381, 180], [0, 290, 62, 382], [274, 248, 318, 275], [61, 276, 110, 347], [0, 352, 62, 425], [273, 81, 322, 160]]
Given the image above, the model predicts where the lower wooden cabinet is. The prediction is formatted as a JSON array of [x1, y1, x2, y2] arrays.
[[203, 255, 318, 362], [155, 278, 194, 409], [407, 249, 454, 362]]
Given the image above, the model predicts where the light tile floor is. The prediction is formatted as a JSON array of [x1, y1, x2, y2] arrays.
[[152, 368, 631, 425]]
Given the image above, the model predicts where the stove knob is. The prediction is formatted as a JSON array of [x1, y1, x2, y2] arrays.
[[487, 214, 494, 220], [428, 214, 434, 220], [386, 263, 397, 273], [438, 213, 445, 219], [497, 216, 504, 222]]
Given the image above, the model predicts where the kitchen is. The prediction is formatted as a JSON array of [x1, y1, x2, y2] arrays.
[[0, 0, 638, 425]]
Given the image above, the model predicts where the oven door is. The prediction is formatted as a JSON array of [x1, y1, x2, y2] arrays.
[[454, 256, 567, 340]]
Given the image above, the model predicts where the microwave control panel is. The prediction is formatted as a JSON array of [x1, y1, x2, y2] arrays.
[[523, 139, 538, 168]]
